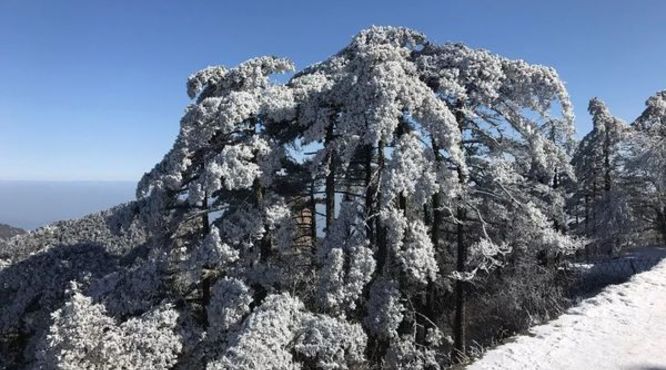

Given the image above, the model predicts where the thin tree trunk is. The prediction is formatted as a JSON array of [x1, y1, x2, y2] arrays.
[[453, 101, 467, 361], [592, 179, 598, 235], [251, 120, 272, 262], [310, 179, 318, 253], [453, 205, 467, 361], [202, 191, 210, 235], [201, 271, 211, 328], [375, 141, 387, 273], [585, 194, 590, 235], [604, 131, 612, 192], [253, 178, 272, 262], [200, 181, 211, 328], [325, 122, 336, 231], [431, 138, 443, 251], [657, 205, 666, 244], [423, 203, 431, 226], [426, 138, 443, 338], [396, 119, 408, 216], [365, 145, 376, 247], [553, 170, 560, 232]]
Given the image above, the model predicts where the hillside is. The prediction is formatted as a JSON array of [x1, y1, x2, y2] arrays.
[[0, 201, 150, 368], [0, 223, 25, 240]]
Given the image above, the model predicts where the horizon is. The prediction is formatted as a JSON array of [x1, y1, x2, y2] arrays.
[[0, 180, 136, 229], [2, 0, 666, 181], [0, 179, 137, 184]]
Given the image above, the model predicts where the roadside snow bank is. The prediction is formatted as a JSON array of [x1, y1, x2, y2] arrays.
[[468, 256, 666, 370]]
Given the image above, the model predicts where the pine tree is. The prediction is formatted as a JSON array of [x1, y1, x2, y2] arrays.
[[416, 41, 581, 357], [571, 98, 629, 254], [625, 91, 666, 244]]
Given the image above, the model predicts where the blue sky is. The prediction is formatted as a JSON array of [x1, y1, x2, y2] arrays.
[[1, 0, 664, 181]]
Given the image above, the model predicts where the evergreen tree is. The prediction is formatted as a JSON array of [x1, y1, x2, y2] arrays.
[[625, 91, 666, 244], [571, 98, 629, 254]]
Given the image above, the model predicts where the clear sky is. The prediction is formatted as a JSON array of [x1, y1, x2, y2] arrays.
[[1, 0, 664, 181]]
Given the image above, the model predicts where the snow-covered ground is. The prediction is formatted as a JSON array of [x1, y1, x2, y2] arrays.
[[468, 247, 666, 370]]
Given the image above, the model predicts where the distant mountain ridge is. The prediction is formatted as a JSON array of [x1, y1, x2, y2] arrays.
[[0, 223, 25, 240]]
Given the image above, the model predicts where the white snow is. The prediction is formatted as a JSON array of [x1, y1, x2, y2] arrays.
[[468, 248, 666, 370]]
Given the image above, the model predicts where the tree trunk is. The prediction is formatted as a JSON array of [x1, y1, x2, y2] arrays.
[[399, 194, 407, 214], [453, 101, 467, 362], [363, 142, 389, 363], [592, 180, 598, 235], [201, 271, 211, 328], [201, 191, 210, 235], [253, 178, 272, 262], [553, 170, 560, 232], [325, 122, 336, 231], [375, 141, 387, 273], [585, 194, 590, 235], [430, 138, 443, 252], [396, 120, 408, 216], [365, 145, 376, 247], [603, 131, 612, 192], [657, 205, 666, 244], [453, 205, 467, 361], [425, 139, 444, 341], [309, 179, 318, 254], [251, 120, 272, 262]]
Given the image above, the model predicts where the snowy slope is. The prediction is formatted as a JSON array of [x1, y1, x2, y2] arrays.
[[468, 255, 666, 370]]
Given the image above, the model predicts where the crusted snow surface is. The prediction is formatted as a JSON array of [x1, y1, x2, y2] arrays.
[[468, 249, 666, 370]]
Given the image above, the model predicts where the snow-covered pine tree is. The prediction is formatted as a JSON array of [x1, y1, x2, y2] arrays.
[[571, 98, 629, 254], [135, 54, 369, 368], [624, 91, 666, 244], [135, 57, 307, 321], [127, 26, 581, 368], [415, 40, 582, 358], [289, 27, 464, 365]]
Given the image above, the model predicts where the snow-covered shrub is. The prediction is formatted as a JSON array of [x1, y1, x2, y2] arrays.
[[86, 260, 164, 317], [208, 293, 366, 369], [294, 314, 367, 369], [365, 279, 405, 340], [207, 293, 305, 369], [36, 282, 182, 370], [384, 336, 440, 370], [207, 277, 253, 340]]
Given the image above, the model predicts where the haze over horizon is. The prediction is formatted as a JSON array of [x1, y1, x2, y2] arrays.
[[0, 180, 135, 230]]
